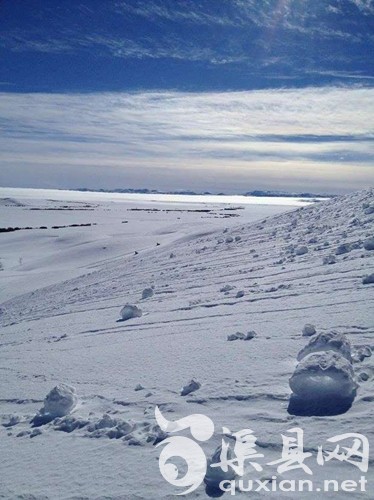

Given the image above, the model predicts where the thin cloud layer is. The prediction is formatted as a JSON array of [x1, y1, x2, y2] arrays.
[[0, 87, 373, 193]]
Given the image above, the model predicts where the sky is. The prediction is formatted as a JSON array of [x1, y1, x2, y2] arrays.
[[0, 0, 373, 194]]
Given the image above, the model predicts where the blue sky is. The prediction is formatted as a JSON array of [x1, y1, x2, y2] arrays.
[[0, 0, 373, 193]]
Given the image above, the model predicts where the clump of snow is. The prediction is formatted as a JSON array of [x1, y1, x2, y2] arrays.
[[43, 384, 77, 417], [86, 414, 134, 439], [290, 351, 357, 400], [32, 384, 78, 426], [235, 290, 244, 298], [54, 416, 89, 433], [225, 236, 234, 243], [297, 331, 352, 362], [302, 324, 316, 337], [3, 415, 21, 427], [134, 383, 144, 391], [88, 413, 118, 431], [243, 331, 256, 340], [42, 384, 77, 418], [364, 204, 374, 215], [141, 287, 154, 299], [150, 426, 169, 446], [352, 345, 372, 363], [227, 332, 245, 341], [323, 254, 336, 265], [364, 238, 374, 250], [359, 371, 370, 382], [30, 428, 43, 438], [180, 379, 201, 396], [296, 246, 308, 256], [235, 235, 241, 242], [14, 428, 29, 437], [127, 437, 142, 446], [220, 284, 234, 293], [335, 243, 351, 255], [362, 273, 374, 285], [119, 304, 142, 321], [227, 331, 256, 341]]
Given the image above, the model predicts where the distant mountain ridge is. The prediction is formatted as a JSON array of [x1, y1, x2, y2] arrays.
[[75, 187, 336, 199]]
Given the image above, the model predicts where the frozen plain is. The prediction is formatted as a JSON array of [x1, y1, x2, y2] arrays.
[[0, 187, 373, 499]]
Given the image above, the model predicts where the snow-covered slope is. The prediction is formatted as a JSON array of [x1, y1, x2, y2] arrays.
[[0, 189, 373, 499], [0, 190, 298, 303]]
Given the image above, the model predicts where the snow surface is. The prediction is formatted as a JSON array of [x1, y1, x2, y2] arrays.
[[0, 187, 373, 498]]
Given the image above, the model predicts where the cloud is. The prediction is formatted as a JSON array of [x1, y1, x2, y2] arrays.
[[0, 86, 373, 193], [114, 1, 240, 27], [350, 0, 374, 14], [1, 0, 373, 77]]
